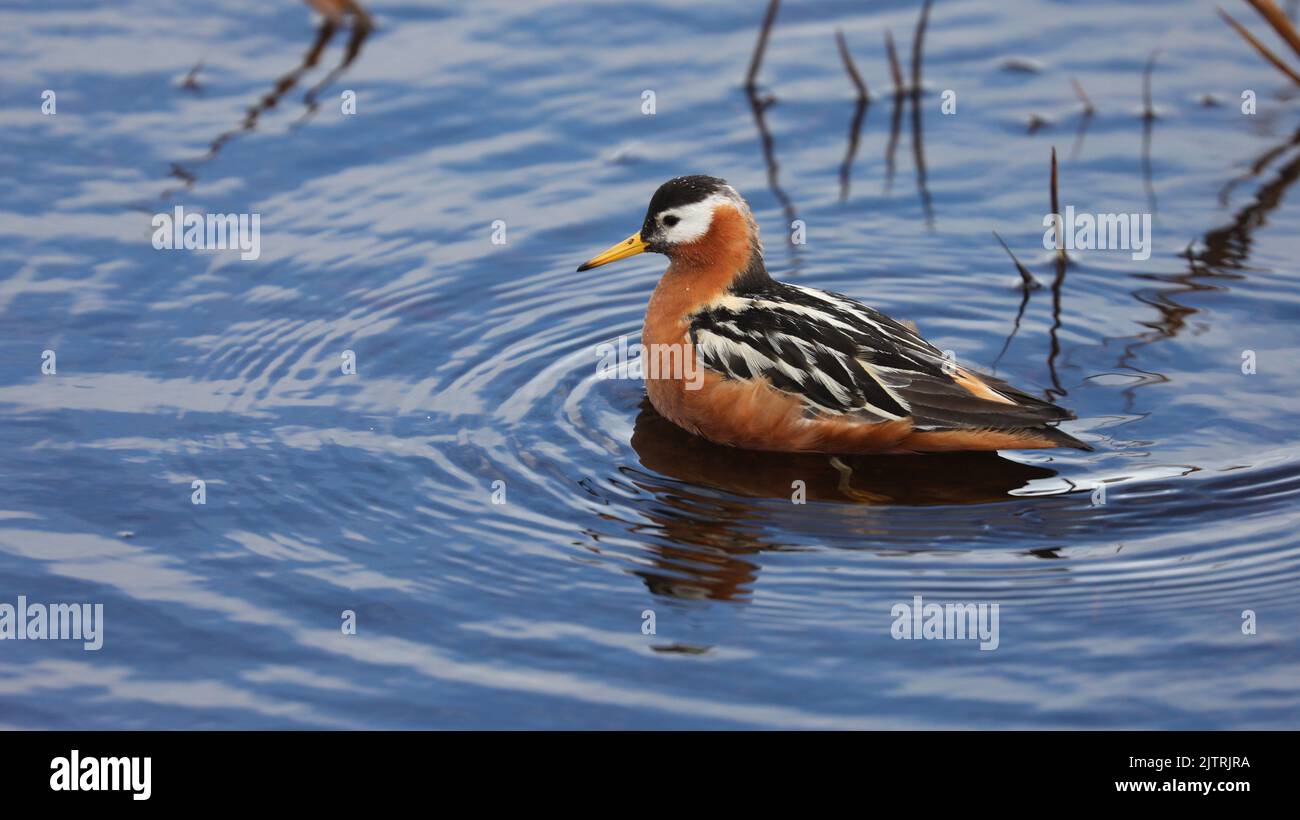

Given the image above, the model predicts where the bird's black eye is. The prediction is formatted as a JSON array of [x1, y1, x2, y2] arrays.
[[662, 215, 680, 227]]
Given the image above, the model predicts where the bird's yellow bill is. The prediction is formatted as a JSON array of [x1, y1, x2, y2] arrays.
[[577, 232, 646, 271]]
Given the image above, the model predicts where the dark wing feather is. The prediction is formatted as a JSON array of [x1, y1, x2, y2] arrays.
[[883, 368, 1071, 429], [690, 301, 909, 419], [688, 282, 1079, 437]]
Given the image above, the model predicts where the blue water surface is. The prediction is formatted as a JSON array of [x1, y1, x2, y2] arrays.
[[1, 0, 1299, 728]]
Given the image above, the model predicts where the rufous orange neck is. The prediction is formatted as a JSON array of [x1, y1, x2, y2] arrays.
[[642, 205, 762, 347]]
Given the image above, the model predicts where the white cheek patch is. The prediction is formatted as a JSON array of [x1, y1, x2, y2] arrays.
[[661, 194, 734, 244]]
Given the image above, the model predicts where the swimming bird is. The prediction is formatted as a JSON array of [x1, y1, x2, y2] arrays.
[[577, 175, 1090, 454]]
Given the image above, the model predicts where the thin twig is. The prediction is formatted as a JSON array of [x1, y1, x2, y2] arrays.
[[910, 0, 935, 227], [910, 0, 934, 96], [836, 30, 869, 101], [885, 29, 904, 93], [1070, 77, 1095, 113], [746, 0, 781, 90], [884, 30, 904, 193], [991, 233, 1037, 370], [1245, 0, 1300, 60], [1141, 52, 1159, 213], [1219, 7, 1300, 84], [181, 61, 203, 90], [1070, 108, 1093, 160], [1044, 150, 1071, 400], [1142, 49, 1160, 120], [993, 231, 1039, 289], [1050, 146, 1061, 249], [1045, 257, 1067, 400], [836, 30, 870, 201]]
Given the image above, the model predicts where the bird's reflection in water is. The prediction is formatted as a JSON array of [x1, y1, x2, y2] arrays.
[[621, 402, 1058, 601]]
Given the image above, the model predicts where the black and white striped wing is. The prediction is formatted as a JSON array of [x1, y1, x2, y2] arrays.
[[689, 283, 1072, 430]]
